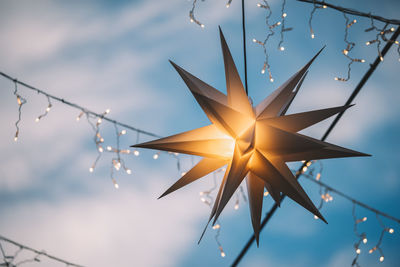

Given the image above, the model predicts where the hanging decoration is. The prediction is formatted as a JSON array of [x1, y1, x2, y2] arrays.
[[132, 27, 369, 244]]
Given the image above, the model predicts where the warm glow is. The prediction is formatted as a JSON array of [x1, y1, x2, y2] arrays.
[[132, 30, 367, 242]]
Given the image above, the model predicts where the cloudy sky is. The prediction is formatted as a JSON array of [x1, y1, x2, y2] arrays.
[[0, 0, 399, 266]]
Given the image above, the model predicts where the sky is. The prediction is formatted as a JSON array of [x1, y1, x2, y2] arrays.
[[0, 0, 399, 266]]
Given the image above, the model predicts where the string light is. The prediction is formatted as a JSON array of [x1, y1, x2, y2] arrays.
[[12, 80, 26, 142], [0, 235, 84, 267], [189, 0, 205, 28], [367, 214, 395, 263], [277, 0, 293, 52], [308, 0, 327, 39], [226, 0, 233, 8], [1, 72, 181, 189], [254, 0, 279, 82], [35, 96, 52, 123], [364, 15, 400, 62], [334, 13, 365, 82], [301, 163, 399, 265]]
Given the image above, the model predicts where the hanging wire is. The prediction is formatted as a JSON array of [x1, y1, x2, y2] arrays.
[[0, 235, 84, 267]]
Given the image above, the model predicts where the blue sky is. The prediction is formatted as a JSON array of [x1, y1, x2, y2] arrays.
[[0, 0, 399, 266]]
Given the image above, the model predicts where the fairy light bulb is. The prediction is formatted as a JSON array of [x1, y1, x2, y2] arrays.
[[362, 217, 367, 222], [126, 169, 132, 174], [35, 117, 40, 122], [316, 173, 321, 181], [105, 108, 111, 114], [280, 46, 285, 51], [264, 191, 269, 197], [388, 228, 394, 234], [213, 224, 220, 230], [311, 33, 315, 39], [200, 24, 205, 28], [226, 3, 230, 8], [380, 256, 384, 262], [302, 166, 308, 172], [363, 237, 368, 244], [112, 178, 119, 189], [107, 146, 112, 151], [314, 215, 319, 220], [17, 96, 22, 105], [201, 197, 206, 203], [380, 56, 384, 61], [234, 203, 239, 210], [322, 5, 327, 8], [98, 146, 104, 153], [356, 248, 361, 254], [121, 130, 127, 135], [257, 3, 261, 7], [97, 118, 102, 124], [219, 246, 225, 257], [282, 13, 287, 18], [89, 167, 94, 173], [270, 78, 274, 82], [153, 153, 159, 160], [133, 150, 140, 156]]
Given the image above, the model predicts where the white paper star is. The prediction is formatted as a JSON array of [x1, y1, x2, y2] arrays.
[[132, 28, 369, 245]]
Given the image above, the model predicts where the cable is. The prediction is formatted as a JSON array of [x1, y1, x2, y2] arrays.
[[242, 0, 249, 95], [0, 235, 84, 267], [296, 0, 400, 25], [0, 72, 161, 139]]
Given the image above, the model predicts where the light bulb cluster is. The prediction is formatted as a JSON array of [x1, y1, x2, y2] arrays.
[[367, 215, 396, 263], [301, 161, 399, 265], [254, 0, 292, 83], [364, 16, 400, 63], [334, 14, 365, 82], [78, 109, 134, 188], [3, 72, 182, 190]]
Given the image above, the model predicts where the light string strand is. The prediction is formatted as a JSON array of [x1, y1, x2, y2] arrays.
[[0, 235, 84, 267], [1, 72, 180, 188], [301, 168, 398, 265], [334, 13, 365, 82], [12, 80, 27, 142], [253, 0, 279, 82], [0, 72, 161, 138]]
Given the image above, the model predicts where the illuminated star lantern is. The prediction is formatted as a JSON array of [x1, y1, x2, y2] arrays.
[[132, 28, 369, 245]]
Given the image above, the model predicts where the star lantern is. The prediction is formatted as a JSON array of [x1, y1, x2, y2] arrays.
[[132, 28, 369, 245]]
